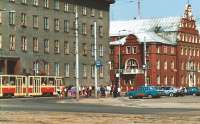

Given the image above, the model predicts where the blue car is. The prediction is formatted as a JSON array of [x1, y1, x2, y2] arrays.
[[186, 87, 200, 96], [127, 86, 160, 99]]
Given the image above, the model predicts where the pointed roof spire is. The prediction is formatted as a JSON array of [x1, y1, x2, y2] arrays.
[[184, 2, 193, 20]]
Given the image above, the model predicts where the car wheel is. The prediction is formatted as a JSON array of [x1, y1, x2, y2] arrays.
[[192, 93, 196, 96], [148, 94, 152, 99], [169, 93, 174, 97], [129, 96, 133, 99]]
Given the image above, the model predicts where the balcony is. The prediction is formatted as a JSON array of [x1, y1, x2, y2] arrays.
[[123, 69, 144, 75]]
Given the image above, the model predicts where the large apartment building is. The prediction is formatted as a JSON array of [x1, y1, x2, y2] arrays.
[[0, 0, 114, 86]]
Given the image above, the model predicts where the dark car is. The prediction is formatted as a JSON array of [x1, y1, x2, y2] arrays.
[[186, 87, 200, 96]]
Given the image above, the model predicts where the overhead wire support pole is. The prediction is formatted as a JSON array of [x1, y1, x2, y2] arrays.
[[75, 6, 79, 101], [144, 37, 147, 86], [94, 21, 98, 99]]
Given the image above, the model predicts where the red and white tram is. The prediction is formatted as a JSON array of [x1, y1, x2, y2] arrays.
[[0, 75, 64, 97]]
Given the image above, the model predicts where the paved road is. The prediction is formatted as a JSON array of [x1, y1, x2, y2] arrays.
[[1, 97, 200, 114]]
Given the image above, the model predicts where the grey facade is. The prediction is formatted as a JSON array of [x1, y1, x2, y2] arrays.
[[0, 0, 114, 86]]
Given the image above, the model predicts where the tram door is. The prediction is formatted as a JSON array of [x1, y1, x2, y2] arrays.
[[16, 77, 23, 96], [55, 78, 62, 92], [33, 77, 41, 95]]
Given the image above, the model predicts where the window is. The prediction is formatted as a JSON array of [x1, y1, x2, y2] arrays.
[[44, 39, 49, 53], [157, 60, 160, 70], [33, 0, 39, 6], [90, 24, 94, 36], [44, 63, 49, 75], [82, 43, 87, 56], [99, 66, 104, 78], [171, 61, 174, 70], [64, 20, 69, 32], [157, 75, 160, 85], [54, 18, 60, 31], [164, 61, 167, 70], [54, 0, 60, 10], [44, 0, 49, 8], [33, 61, 39, 75], [64, 2, 69, 12], [99, 44, 103, 57], [83, 64, 87, 78], [9, 35, 15, 50], [181, 62, 184, 70], [21, 13, 27, 27], [9, 0, 15, 2], [21, 0, 27, 4], [164, 46, 167, 53], [54, 63, 60, 76], [91, 44, 95, 56], [99, 10, 103, 18], [33, 37, 38, 52], [91, 65, 95, 78], [33, 15, 39, 28], [9, 11, 16, 25], [157, 46, 160, 53], [0, 12, 2, 24], [164, 76, 167, 85], [21, 36, 27, 52], [54, 40, 60, 53], [65, 63, 70, 77], [171, 47, 174, 54], [82, 7, 87, 15], [132, 47, 136, 54], [181, 47, 183, 55], [171, 76, 174, 85], [91, 8, 95, 17], [64, 41, 69, 55], [197, 49, 199, 57], [44, 17, 49, 30], [0, 34, 2, 49], [82, 23, 87, 35], [99, 26, 103, 37], [126, 46, 131, 54]]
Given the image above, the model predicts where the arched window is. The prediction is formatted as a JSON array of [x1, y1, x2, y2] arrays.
[[125, 59, 138, 70]]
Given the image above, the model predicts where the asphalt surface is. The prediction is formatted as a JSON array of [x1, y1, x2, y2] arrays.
[[1, 97, 200, 114]]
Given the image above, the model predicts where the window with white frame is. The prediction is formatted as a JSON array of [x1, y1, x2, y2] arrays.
[[33, 15, 39, 28], [132, 46, 136, 54], [164, 60, 167, 70], [44, 17, 49, 30], [33, 61, 39, 75], [9, 11, 16, 25], [164, 76, 167, 85], [21, 36, 27, 52], [126, 46, 131, 54], [99, 66, 104, 78], [82, 7, 87, 15], [82, 43, 87, 56], [44, 63, 49, 75], [44, 0, 49, 8], [44, 39, 49, 53], [157, 46, 160, 53], [99, 10, 103, 18], [91, 65, 95, 78], [157, 75, 160, 85], [64, 2, 69, 12], [90, 24, 94, 36], [54, 40, 60, 54], [33, 37, 38, 52], [65, 63, 70, 77], [21, 0, 27, 4], [9, 34, 15, 50], [181, 62, 184, 70], [54, 18, 60, 31], [64, 41, 69, 55], [91, 8, 95, 17], [33, 0, 39, 6], [83, 64, 87, 78], [21, 13, 27, 26], [54, 63, 60, 76], [185, 48, 188, 55], [171, 61, 174, 70], [0, 34, 2, 49], [54, 0, 60, 10], [171, 76, 174, 85], [171, 47, 174, 54], [99, 44, 103, 57], [157, 60, 160, 70], [64, 20, 69, 32]]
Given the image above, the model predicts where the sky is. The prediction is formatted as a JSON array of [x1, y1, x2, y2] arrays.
[[110, 0, 200, 22]]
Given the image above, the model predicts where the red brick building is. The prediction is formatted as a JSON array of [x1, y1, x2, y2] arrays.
[[109, 4, 200, 91]]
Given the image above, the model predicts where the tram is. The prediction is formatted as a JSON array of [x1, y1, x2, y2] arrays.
[[0, 75, 63, 97]]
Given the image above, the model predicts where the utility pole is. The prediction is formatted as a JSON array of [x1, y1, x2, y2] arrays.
[[94, 21, 98, 98], [143, 37, 147, 86], [75, 6, 79, 101]]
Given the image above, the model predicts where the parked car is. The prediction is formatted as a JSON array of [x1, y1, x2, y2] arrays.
[[153, 86, 165, 96], [185, 87, 200, 96], [161, 86, 183, 97], [127, 86, 160, 99]]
